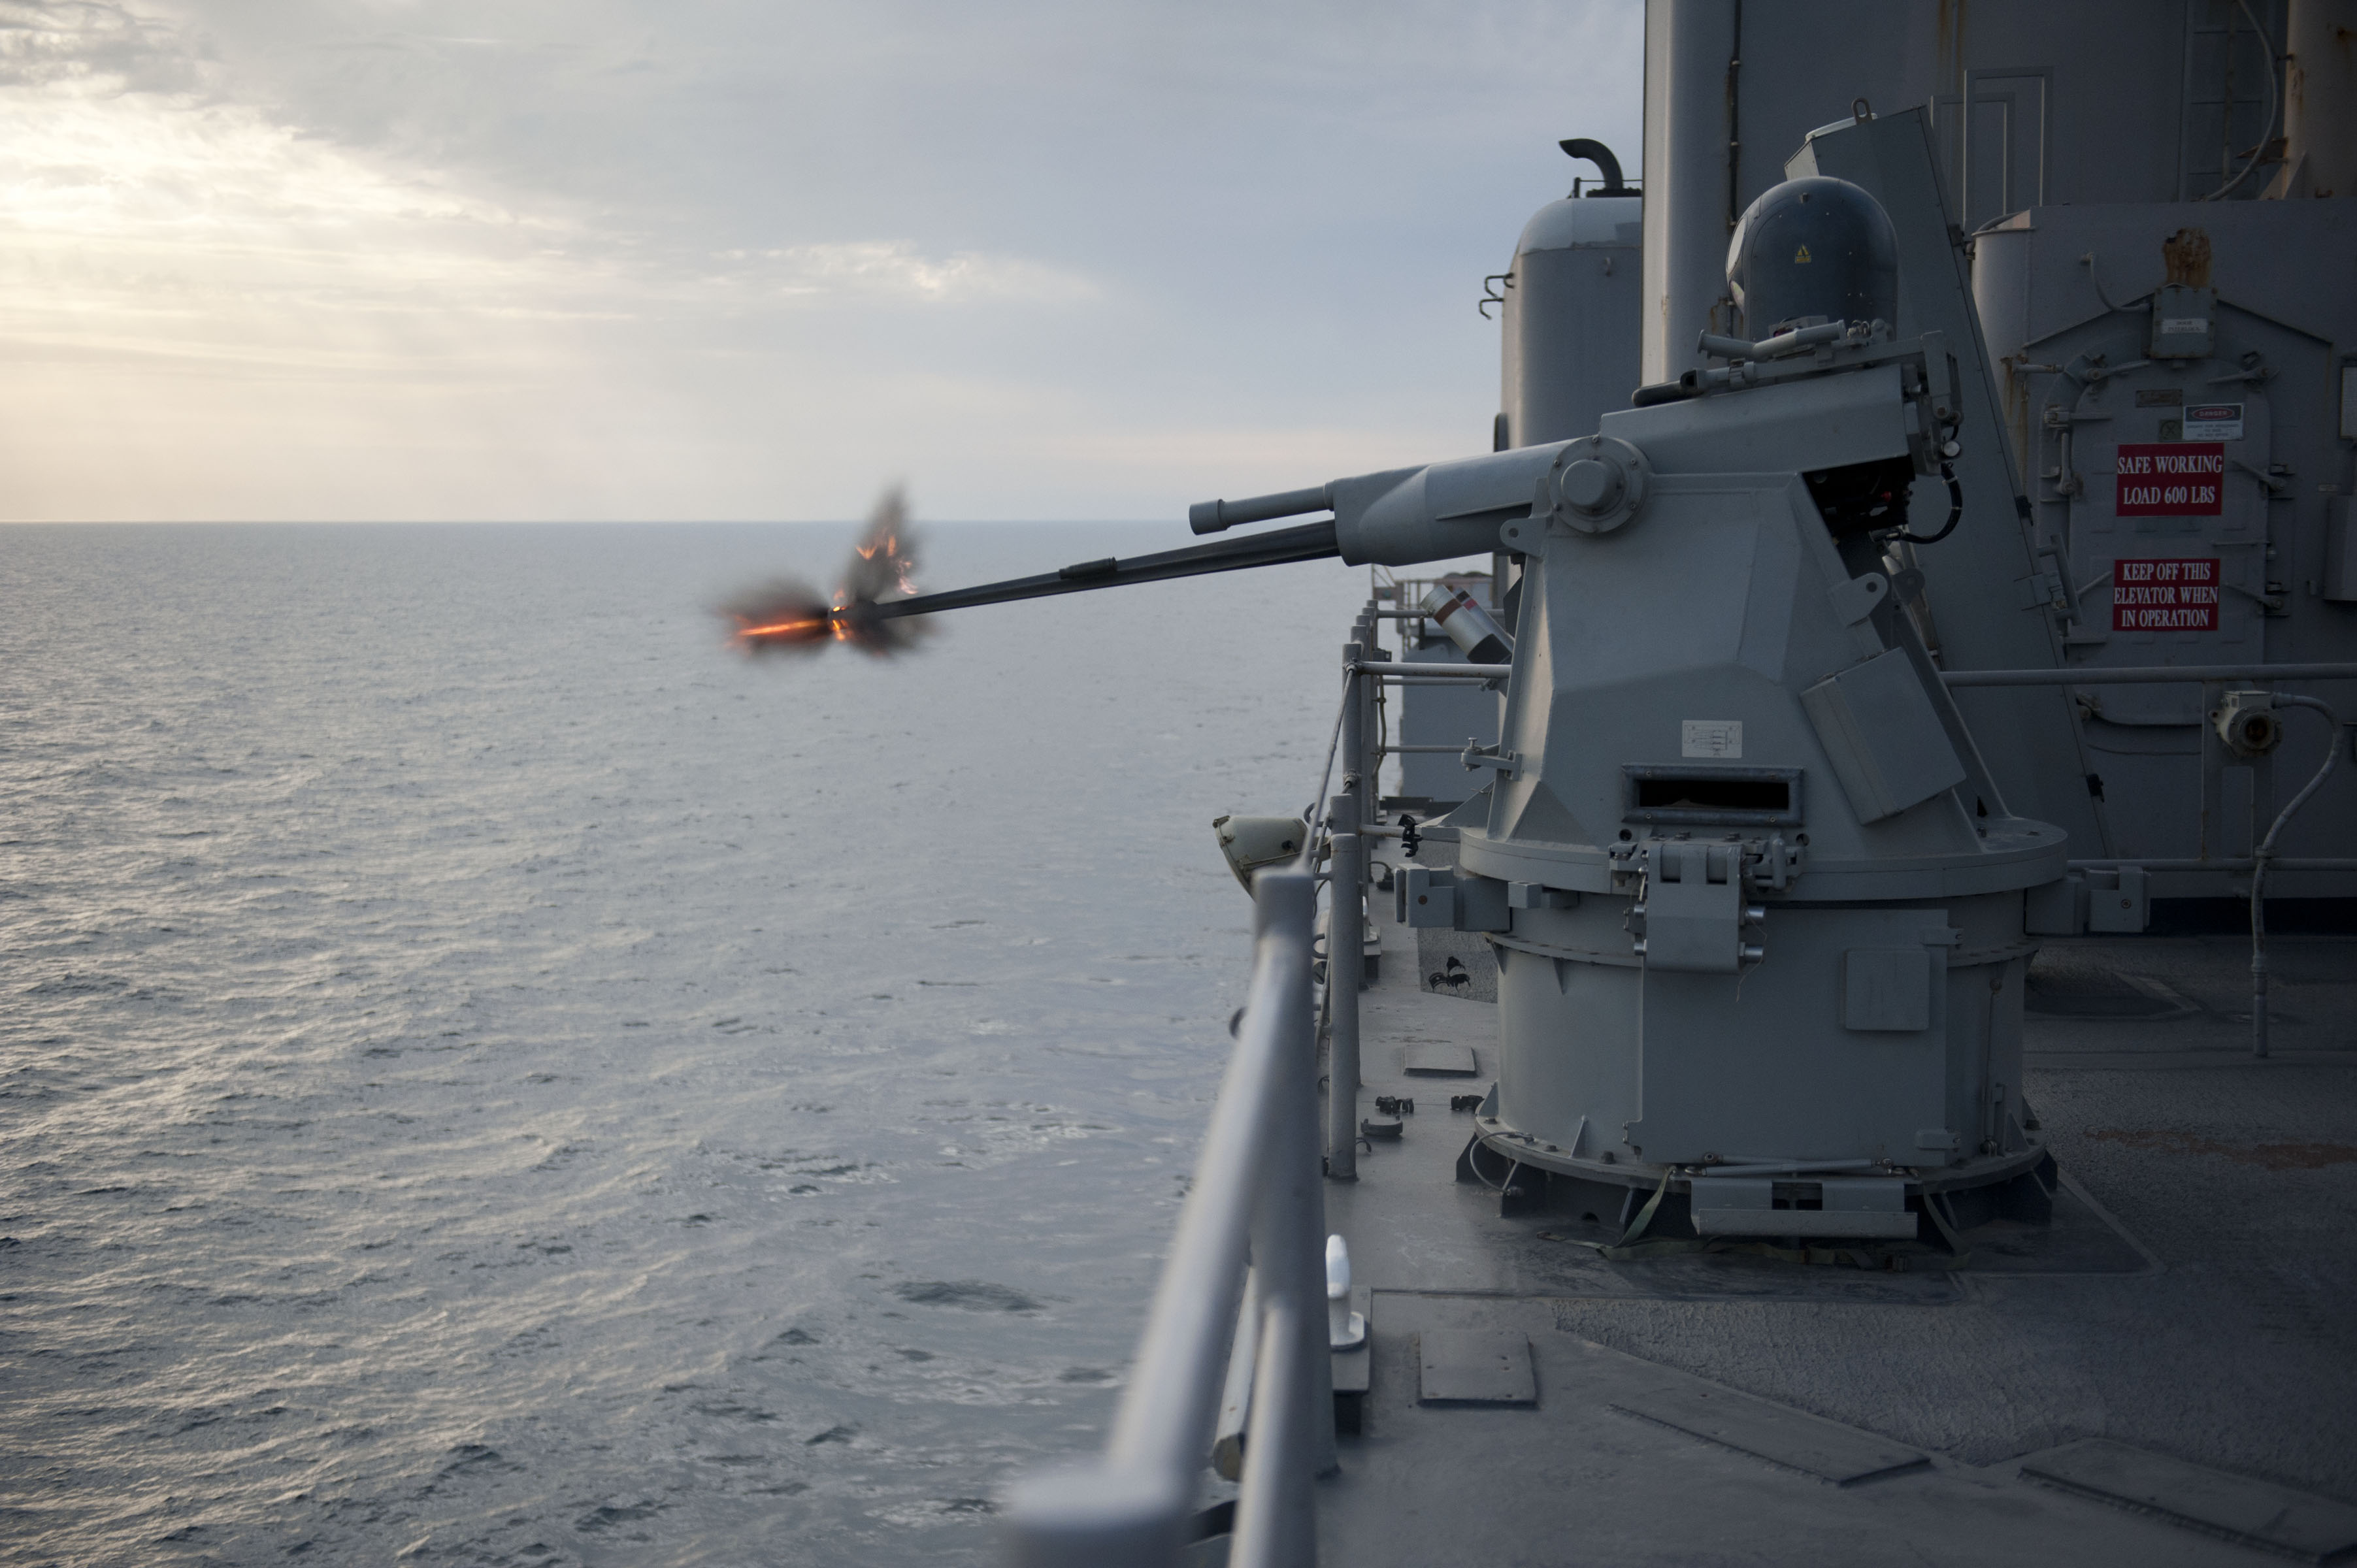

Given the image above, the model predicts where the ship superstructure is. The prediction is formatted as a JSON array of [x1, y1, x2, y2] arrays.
[[841, 5, 2357, 1562]]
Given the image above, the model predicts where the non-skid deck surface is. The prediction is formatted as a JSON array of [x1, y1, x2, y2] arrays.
[[1310, 906, 2357, 1566]]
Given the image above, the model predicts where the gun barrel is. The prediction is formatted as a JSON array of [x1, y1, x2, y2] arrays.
[[863, 520, 1340, 621], [1187, 484, 1335, 536]]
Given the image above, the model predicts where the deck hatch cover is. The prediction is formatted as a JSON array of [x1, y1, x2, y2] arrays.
[[1403, 1042, 1481, 1077], [1415, 1332, 1536, 1406]]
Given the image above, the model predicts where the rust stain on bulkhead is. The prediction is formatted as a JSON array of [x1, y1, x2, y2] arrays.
[[2161, 228, 2213, 289]]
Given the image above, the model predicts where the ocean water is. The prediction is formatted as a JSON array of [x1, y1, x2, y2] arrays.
[[0, 522, 1370, 1567]]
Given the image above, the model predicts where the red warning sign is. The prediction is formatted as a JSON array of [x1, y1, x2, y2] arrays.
[[2115, 442, 2224, 516], [2114, 558, 2220, 631]]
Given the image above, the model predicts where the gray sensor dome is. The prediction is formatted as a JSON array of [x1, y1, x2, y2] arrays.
[[1726, 176, 1898, 338]]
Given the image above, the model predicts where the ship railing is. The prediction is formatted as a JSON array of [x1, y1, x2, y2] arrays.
[[1004, 868, 1335, 1568]]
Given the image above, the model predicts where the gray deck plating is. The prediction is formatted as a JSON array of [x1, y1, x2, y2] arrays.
[[1313, 904, 2357, 1565], [1606, 1380, 1929, 1487], [2020, 1441, 2357, 1565], [1415, 1333, 1536, 1406]]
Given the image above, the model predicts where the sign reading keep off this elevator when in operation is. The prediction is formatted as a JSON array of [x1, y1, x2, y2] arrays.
[[2116, 442, 2223, 516], [2115, 558, 2219, 631]]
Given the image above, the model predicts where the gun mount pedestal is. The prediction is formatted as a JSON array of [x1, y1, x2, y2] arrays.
[[1392, 320, 2069, 1245]]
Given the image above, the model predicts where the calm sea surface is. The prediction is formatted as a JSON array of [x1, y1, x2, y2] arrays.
[[0, 522, 1370, 1566]]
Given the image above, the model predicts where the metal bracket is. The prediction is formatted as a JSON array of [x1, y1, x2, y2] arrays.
[[1461, 741, 1522, 779], [2019, 565, 2069, 613], [1751, 833, 1807, 891], [2230, 457, 2290, 498], [1630, 839, 1762, 973], [2222, 579, 2289, 616]]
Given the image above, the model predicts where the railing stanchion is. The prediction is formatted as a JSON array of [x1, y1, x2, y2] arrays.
[[1357, 612, 1385, 806], [1327, 642, 1366, 1184], [1230, 1300, 1319, 1568], [1340, 642, 1366, 828], [1325, 828, 1362, 1183], [1252, 883, 1340, 1482]]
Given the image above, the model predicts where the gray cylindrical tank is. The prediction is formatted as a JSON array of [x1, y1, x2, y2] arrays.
[[2277, 0, 2356, 198], [1500, 193, 1642, 449], [1964, 216, 2035, 474]]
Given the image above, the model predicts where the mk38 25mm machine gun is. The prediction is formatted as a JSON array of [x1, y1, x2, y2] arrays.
[[847, 176, 2069, 1239]]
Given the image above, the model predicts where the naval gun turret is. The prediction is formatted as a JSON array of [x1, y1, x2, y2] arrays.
[[1436, 183, 2064, 1239], [842, 178, 2068, 1242]]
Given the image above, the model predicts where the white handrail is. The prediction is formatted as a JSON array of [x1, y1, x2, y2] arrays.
[[1004, 869, 1330, 1567]]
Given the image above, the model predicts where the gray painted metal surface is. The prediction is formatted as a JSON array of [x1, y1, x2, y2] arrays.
[[1445, 336, 2060, 1206], [1414, 1333, 1536, 1406], [1388, 576, 1504, 804], [1970, 196, 2357, 899], [1305, 917, 2357, 1566], [1638, 0, 1739, 383], [1324, 825, 1364, 1184], [1015, 7, 2357, 1560], [1225, 323, 2074, 1207], [1626, 0, 2356, 903], [1786, 107, 2114, 864], [2020, 1439, 2357, 1562], [1640, 0, 2303, 309], [1501, 193, 1642, 448], [1179, 327, 2054, 1222], [1392, 640, 1497, 804]]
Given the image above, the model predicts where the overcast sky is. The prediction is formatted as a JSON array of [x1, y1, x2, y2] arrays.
[[0, 1, 1642, 521]]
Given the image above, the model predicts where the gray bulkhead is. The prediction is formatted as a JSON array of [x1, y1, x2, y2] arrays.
[[1970, 199, 2357, 895], [1618, 0, 2356, 904], [1249, 0, 2351, 1235]]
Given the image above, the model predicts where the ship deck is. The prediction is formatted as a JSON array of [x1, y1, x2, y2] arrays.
[[1300, 900, 2357, 1566]]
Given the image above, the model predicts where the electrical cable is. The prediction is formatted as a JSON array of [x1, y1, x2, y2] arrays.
[[2078, 252, 2137, 314], [2249, 695, 2342, 1058], [1460, 1136, 1515, 1191], [2201, 0, 2281, 203], [1888, 463, 1964, 546]]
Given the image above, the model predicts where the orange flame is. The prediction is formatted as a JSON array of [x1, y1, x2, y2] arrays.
[[729, 610, 835, 648], [723, 583, 837, 654], [721, 487, 928, 659]]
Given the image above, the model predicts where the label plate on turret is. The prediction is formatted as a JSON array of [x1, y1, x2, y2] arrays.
[[1681, 719, 1743, 759]]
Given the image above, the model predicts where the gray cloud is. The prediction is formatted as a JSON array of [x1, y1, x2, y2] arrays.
[[0, 1, 211, 93], [0, 1, 1645, 520]]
